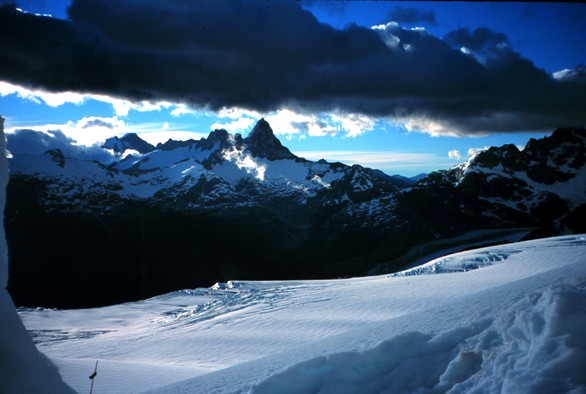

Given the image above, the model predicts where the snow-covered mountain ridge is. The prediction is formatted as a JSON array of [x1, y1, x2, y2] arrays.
[[5, 120, 586, 308], [8, 118, 401, 211], [446, 127, 586, 209]]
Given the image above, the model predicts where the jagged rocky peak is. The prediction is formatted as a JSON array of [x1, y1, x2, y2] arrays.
[[525, 128, 586, 162], [103, 133, 155, 154], [244, 118, 297, 160], [549, 127, 586, 144], [208, 128, 230, 142], [471, 144, 524, 171], [156, 138, 198, 151], [452, 127, 586, 185], [524, 127, 585, 155], [522, 127, 586, 184], [198, 128, 241, 151]]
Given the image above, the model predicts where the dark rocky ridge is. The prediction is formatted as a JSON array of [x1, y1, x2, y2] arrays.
[[244, 118, 297, 161]]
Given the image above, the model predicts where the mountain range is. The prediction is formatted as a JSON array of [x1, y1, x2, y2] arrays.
[[4, 119, 586, 308]]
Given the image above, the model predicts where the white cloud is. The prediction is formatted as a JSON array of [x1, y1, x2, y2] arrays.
[[0, 81, 86, 106], [122, 149, 140, 159], [448, 150, 461, 160], [308, 121, 338, 137], [0, 81, 200, 118], [265, 109, 320, 135], [400, 117, 459, 137], [216, 107, 262, 120], [6, 116, 127, 146], [551, 67, 586, 83], [264, 109, 376, 138], [170, 104, 199, 117], [331, 113, 375, 138], [89, 94, 177, 117], [371, 22, 400, 38], [374, 21, 400, 30], [467, 146, 490, 156], [210, 107, 263, 133], [211, 116, 256, 133]]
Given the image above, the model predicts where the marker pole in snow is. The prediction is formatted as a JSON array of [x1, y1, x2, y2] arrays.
[[89, 360, 98, 394]]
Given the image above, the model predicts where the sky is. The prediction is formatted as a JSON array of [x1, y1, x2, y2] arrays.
[[1, 1, 585, 177]]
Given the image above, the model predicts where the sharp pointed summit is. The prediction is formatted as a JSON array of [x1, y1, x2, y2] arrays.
[[244, 119, 297, 160]]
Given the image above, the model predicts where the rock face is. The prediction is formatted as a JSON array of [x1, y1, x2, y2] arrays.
[[4, 121, 586, 308], [244, 118, 297, 160]]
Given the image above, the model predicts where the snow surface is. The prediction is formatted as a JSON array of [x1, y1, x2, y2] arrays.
[[16, 234, 586, 394]]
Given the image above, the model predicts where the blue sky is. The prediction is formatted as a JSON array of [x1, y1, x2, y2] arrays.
[[1, 1, 584, 176]]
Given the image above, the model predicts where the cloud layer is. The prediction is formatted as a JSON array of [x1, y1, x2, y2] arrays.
[[0, 1, 585, 135]]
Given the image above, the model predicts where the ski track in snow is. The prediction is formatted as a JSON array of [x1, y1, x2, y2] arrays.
[[17, 235, 586, 393]]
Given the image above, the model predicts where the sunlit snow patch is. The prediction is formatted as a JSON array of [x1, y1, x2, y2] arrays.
[[222, 147, 266, 181], [310, 174, 331, 188]]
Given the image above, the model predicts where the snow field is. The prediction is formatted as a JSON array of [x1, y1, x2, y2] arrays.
[[17, 235, 586, 393], [247, 285, 586, 394]]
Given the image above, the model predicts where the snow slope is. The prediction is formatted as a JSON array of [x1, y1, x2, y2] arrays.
[[18, 234, 586, 393]]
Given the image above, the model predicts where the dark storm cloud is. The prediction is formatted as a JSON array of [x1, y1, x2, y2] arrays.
[[0, 1, 585, 134], [444, 28, 508, 54], [388, 7, 437, 26]]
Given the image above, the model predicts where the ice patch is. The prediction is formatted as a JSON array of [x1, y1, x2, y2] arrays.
[[389, 249, 524, 277]]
